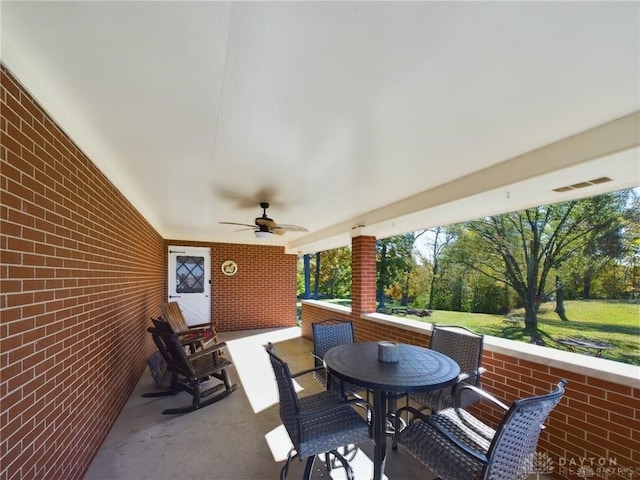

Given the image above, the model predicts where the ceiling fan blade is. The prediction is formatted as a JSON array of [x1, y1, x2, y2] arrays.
[[275, 224, 309, 232], [220, 221, 255, 228], [221, 203, 304, 235]]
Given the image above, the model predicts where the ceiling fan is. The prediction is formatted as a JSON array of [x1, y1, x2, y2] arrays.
[[220, 202, 308, 238]]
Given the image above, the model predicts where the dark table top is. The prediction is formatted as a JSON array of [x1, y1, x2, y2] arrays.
[[324, 342, 461, 393]]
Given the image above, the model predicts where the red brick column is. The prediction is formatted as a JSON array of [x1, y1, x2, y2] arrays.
[[351, 235, 377, 315]]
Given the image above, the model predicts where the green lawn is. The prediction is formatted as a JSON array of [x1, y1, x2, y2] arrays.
[[301, 299, 639, 365], [405, 300, 640, 366]]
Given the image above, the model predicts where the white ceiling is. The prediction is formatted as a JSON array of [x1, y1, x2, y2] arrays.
[[2, 1, 639, 254]]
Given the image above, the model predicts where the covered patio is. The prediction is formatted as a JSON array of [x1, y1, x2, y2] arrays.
[[1, 2, 639, 480], [84, 327, 556, 480]]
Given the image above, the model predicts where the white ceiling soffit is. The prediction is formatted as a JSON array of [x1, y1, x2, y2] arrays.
[[1, 1, 638, 255]]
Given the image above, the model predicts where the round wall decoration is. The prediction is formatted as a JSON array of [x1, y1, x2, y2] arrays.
[[221, 260, 238, 276]]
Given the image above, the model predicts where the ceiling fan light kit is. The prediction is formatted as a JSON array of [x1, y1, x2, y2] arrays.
[[254, 230, 273, 239]]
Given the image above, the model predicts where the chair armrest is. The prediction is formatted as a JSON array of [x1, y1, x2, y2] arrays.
[[187, 322, 216, 330], [396, 405, 430, 424], [453, 384, 509, 411], [391, 405, 428, 448], [175, 328, 210, 336], [188, 341, 228, 361], [291, 365, 326, 378], [457, 366, 487, 384], [424, 414, 490, 465]]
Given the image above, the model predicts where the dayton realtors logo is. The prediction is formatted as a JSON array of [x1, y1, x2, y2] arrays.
[[524, 452, 639, 479]]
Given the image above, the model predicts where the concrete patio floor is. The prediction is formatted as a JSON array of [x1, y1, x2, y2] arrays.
[[83, 327, 549, 480]]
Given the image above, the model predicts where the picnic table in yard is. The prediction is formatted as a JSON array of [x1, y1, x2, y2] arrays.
[[557, 338, 616, 358], [389, 307, 432, 317]]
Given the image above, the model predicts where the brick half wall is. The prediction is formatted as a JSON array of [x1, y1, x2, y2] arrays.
[[302, 301, 640, 479]]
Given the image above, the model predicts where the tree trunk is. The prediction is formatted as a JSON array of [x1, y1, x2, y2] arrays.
[[583, 270, 592, 299], [401, 272, 410, 306], [428, 260, 438, 310], [523, 291, 538, 327], [554, 277, 568, 321], [503, 282, 510, 314], [452, 277, 463, 311]]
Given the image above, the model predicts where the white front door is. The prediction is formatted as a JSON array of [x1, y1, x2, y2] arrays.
[[168, 246, 211, 326]]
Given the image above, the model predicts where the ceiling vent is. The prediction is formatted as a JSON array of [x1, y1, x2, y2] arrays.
[[552, 177, 612, 193]]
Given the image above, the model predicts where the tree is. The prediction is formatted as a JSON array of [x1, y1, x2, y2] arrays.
[[618, 190, 640, 299], [297, 248, 352, 300], [315, 247, 351, 298], [299, 247, 351, 299], [425, 227, 456, 310], [460, 190, 631, 327], [557, 193, 628, 299], [376, 233, 421, 308]]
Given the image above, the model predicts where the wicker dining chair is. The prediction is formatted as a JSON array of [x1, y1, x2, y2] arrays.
[[311, 320, 363, 397], [395, 379, 567, 480], [265, 342, 373, 480], [410, 324, 485, 413]]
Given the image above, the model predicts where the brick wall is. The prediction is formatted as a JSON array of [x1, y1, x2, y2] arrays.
[[351, 236, 377, 315], [302, 302, 640, 479], [300, 303, 352, 339], [164, 240, 298, 332], [301, 302, 430, 346], [479, 351, 640, 479], [1, 66, 165, 480]]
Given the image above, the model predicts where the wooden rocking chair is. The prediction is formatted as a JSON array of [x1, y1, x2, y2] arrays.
[[143, 319, 237, 414], [160, 301, 220, 352]]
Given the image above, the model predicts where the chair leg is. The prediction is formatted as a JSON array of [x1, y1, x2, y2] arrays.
[[280, 461, 289, 480], [302, 455, 316, 480], [281, 449, 297, 480], [328, 449, 355, 480], [339, 444, 358, 462], [192, 379, 202, 408], [320, 452, 333, 473]]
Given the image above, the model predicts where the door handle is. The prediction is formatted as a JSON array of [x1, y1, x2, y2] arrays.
[[169, 295, 181, 299]]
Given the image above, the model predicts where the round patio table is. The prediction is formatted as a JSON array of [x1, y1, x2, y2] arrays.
[[324, 342, 460, 480]]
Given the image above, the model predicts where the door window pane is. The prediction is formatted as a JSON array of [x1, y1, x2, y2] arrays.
[[176, 256, 205, 293]]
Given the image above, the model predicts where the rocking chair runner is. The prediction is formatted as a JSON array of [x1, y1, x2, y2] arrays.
[[143, 320, 237, 414]]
